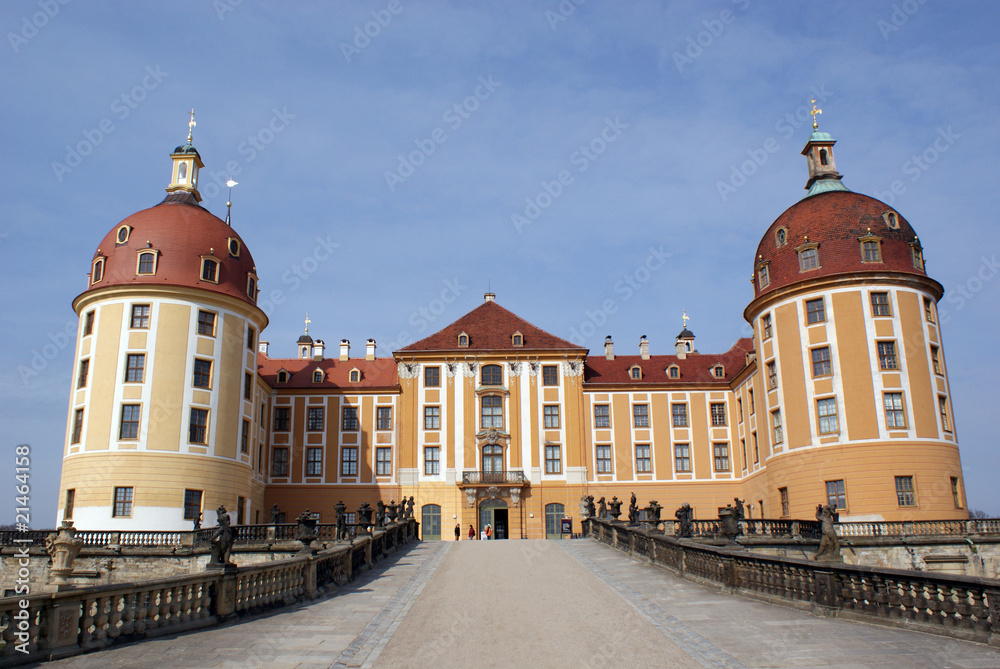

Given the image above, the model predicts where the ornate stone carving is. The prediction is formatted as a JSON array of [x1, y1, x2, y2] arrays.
[[465, 488, 477, 507], [486, 485, 502, 500], [46, 520, 83, 586], [510, 487, 521, 507], [508, 361, 522, 376], [445, 361, 458, 378], [562, 359, 584, 377], [397, 362, 420, 379], [462, 361, 478, 378], [528, 361, 539, 377]]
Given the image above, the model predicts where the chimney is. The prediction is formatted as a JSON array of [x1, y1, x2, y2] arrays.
[[258, 340, 269, 356], [604, 336, 614, 361], [313, 340, 325, 361], [484, 292, 495, 302], [339, 339, 350, 362], [639, 335, 650, 360], [675, 340, 687, 359], [366, 338, 376, 361]]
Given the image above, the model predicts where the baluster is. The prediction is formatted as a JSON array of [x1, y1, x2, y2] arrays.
[[79, 597, 96, 647], [120, 592, 136, 635]]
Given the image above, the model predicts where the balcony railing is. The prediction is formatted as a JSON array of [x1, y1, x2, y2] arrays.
[[460, 470, 527, 485]]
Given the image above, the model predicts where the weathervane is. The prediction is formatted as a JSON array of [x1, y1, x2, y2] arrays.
[[810, 98, 822, 130], [225, 179, 238, 226], [304, 313, 311, 334], [187, 108, 196, 143], [682, 310, 689, 328]]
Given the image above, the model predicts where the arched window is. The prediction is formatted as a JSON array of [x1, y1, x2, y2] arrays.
[[482, 444, 503, 473], [481, 395, 503, 429], [349, 369, 361, 383], [458, 332, 469, 347], [481, 364, 503, 386], [545, 503, 565, 540], [629, 365, 642, 380], [276, 370, 288, 383], [511, 332, 523, 347], [775, 228, 787, 247], [421, 504, 441, 540], [91, 258, 105, 284], [177, 162, 188, 183], [819, 148, 828, 166], [137, 251, 156, 275], [668, 365, 680, 379], [313, 370, 323, 383]]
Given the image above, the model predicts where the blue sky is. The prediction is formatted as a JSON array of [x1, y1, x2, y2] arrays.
[[2, 1, 998, 524]]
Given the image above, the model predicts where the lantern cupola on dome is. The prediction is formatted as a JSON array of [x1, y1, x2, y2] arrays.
[[166, 109, 204, 202]]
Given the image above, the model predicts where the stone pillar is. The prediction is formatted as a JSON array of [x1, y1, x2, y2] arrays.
[[45, 599, 83, 660], [811, 569, 839, 616], [304, 558, 318, 599], [213, 572, 238, 620], [987, 587, 1000, 648]]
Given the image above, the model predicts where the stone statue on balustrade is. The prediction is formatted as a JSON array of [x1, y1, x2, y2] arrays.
[[295, 509, 318, 545], [46, 520, 84, 587], [733, 498, 745, 522], [209, 506, 235, 568], [192, 511, 202, 531], [585, 495, 596, 519], [813, 504, 842, 562], [645, 500, 662, 528], [675, 503, 694, 538], [358, 502, 374, 533], [270, 504, 280, 525], [335, 500, 348, 541], [628, 493, 638, 525], [608, 496, 623, 522], [376, 501, 387, 528], [405, 496, 415, 521], [597, 496, 607, 520], [719, 505, 739, 541], [389, 500, 400, 523]]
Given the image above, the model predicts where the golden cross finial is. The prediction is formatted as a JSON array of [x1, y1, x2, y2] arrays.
[[682, 310, 689, 328], [187, 109, 196, 143], [304, 313, 311, 334], [810, 98, 822, 130]]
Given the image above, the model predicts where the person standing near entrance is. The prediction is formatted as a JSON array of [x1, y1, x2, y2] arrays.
[[468, 524, 475, 540], [485, 524, 493, 540], [454, 523, 461, 540]]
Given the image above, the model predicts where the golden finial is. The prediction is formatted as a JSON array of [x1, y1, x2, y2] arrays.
[[304, 313, 311, 334], [682, 310, 690, 328], [810, 98, 822, 130], [187, 109, 196, 143]]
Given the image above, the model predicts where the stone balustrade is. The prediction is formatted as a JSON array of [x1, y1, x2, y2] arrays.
[[582, 518, 1000, 647], [0, 520, 417, 667]]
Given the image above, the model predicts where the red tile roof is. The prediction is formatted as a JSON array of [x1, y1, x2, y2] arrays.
[[257, 355, 400, 390], [398, 300, 586, 353], [584, 338, 754, 386]]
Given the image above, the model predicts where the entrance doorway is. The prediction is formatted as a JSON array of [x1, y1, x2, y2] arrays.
[[545, 503, 565, 540], [479, 499, 508, 540]]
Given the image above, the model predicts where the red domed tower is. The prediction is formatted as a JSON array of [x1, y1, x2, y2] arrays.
[[741, 120, 965, 520], [58, 115, 270, 530]]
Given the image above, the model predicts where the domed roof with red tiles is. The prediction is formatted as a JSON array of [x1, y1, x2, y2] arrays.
[[753, 190, 927, 299], [83, 191, 259, 306]]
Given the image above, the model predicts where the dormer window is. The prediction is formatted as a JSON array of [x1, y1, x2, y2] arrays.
[[796, 243, 820, 272], [136, 250, 157, 275], [246, 273, 257, 301], [910, 240, 924, 270], [883, 211, 900, 229], [91, 257, 105, 284], [712, 365, 725, 379], [667, 365, 680, 379], [629, 365, 642, 380], [775, 228, 787, 247], [756, 261, 770, 288], [201, 257, 219, 283], [858, 235, 882, 263], [116, 225, 131, 245], [349, 368, 361, 383], [228, 237, 241, 258], [313, 370, 324, 383], [276, 370, 288, 383], [512, 332, 523, 347], [458, 332, 469, 348]]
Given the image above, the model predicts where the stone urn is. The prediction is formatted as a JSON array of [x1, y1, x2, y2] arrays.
[[46, 520, 84, 587]]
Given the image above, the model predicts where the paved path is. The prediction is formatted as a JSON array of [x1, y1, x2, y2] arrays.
[[45, 539, 1000, 668]]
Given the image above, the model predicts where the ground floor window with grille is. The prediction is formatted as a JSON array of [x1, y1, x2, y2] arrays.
[[595, 445, 612, 473], [306, 447, 323, 476], [113, 486, 133, 517], [545, 444, 562, 474], [779, 487, 789, 517], [635, 444, 651, 473], [183, 489, 202, 520], [674, 443, 691, 472], [713, 443, 730, 472], [895, 476, 916, 506], [376, 447, 392, 476], [825, 480, 846, 510], [341, 447, 358, 476]]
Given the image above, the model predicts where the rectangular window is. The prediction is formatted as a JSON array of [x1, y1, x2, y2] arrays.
[[883, 392, 906, 428], [740, 438, 747, 470], [951, 477, 962, 508], [196, 310, 216, 336], [817, 397, 839, 434], [870, 292, 891, 316], [341, 447, 358, 476], [130, 304, 150, 329], [244, 372, 253, 400], [938, 395, 950, 432], [424, 406, 440, 430], [543, 405, 560, 429], [806, 298, 825, 324], [424, 446, 440, 475], [799, 247, 819, 271], [376, 447, 392, 476], [862, 240, 882, 263], [183, 489, 203, 520], [931, 346, 942, 375], [924, 297, 935, 323], [895, 475, 916, 506], [632, 404, 649, 428], [481, 396, 503, 429], [193, 359, 212, 388], [738, 397, 743, 423], [779, 487, 789, 517], [826, 480, 847, 510], [273, 407, 290, 431], [77, 359, 89, 388], [545, 445, 562, 474], [307, 407, 324, 431], [812, 347, 832, 377], [71, 408, 84, 444], [83, 311, 95, 336], [377, 406, 392, 431], [595, 445, 612, 473], [306, 447, 323, 476], [342, 406, 359, 431], [542, 365, 559, 386], [259, 402, 265, 427], [594, 405, 610, 428], [766, 361, 777, 389], [674, 443, 691, 473], [272, 447, 289, 476], [877, 341, 898, 370], [64, 489, 75, 520], [710, 402, 726, 426], [671, 404, 688, 427], [713, 443, 730, 472], [189, 407, 208, 444], [247, 326, 255, 350], [119, 404, 141, 440], [757, 264, 770, 287], [772, 409, 783, 445], [424, 366, 440, 387], [257, 444, 263, 474], [635, 444, 651, 473], [125, 353, 145, 383], [241, 419, 250, 453], [113, 486, 133, 517], [752, 432, 759, 464], [761, 313, 772, 339], [749, 389, 755, 414]]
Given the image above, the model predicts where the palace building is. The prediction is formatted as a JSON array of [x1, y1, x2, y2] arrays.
[[56, 114, 967, 539]]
